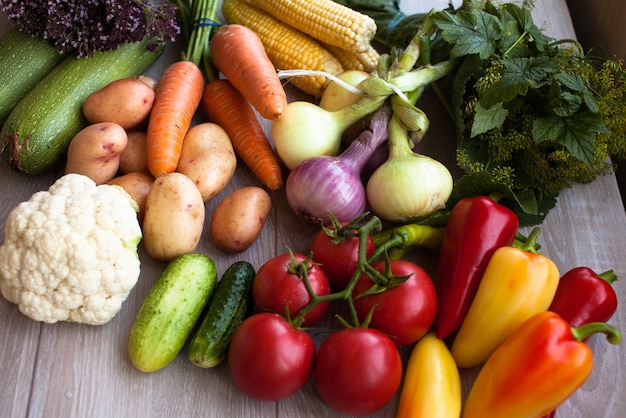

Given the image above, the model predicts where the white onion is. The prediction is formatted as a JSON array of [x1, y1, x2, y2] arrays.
[[366, 116, 453, 222], [272, 95, 388, 170]]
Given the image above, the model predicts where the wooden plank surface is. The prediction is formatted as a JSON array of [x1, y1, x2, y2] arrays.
[[1, 1, 625, 417]]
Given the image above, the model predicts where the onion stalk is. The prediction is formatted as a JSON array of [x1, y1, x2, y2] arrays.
[[366, 114, 453, 222], [285, 106, 391, 224], [272, 59, 457, 170]]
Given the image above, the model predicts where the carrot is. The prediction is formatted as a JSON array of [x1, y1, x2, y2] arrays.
[[146, 60, 205, 178], [202, 78, 283, 190], [210, 24, 288, 121]]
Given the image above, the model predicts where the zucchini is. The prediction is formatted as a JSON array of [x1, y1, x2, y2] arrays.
[[0, 27, 67, 125], [187, 261, 256, 368], [1, 38, 162, 174], [128, 253, 218, 373]]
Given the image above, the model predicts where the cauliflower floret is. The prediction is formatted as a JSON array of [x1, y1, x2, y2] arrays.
[[0, 173, 142, 325]]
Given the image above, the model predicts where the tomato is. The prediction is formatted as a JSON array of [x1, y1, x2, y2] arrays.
[[353, 259, 437, 346], [228, 312, 316, 401], [310, 223, 376, 291], [314, 327, 402, 416], [253, 252, 330, 325]]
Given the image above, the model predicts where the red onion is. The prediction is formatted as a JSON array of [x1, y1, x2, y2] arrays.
[[285, 106, 390, 224]]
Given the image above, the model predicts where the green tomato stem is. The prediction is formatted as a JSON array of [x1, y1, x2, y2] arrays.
[[292, 215, 385, 328]]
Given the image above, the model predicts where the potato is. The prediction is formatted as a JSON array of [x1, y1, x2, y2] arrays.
[[177, 123, 237, 202], [107, 171, 155, 223], [142, 172, 205, 261], [119, 131, 149, 174], [210, 186, 271, 253], [82, 76, 156, 130], [65, 122, 128, 185]]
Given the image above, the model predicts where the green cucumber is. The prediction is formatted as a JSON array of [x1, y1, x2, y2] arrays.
[[187, 261, 256, 368], [1, 38, 162, 174], [0, 27, 68, 125], [128, 253, 218, 373]]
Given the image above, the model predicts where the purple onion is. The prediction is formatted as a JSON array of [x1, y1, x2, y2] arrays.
[[285, 106, 390, 224]]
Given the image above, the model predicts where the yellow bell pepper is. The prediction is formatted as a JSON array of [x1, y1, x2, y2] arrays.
[[450, 228, 559, 368], [396, 332, 461, 418]]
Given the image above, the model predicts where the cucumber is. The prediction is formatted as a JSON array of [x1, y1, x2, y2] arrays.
[[128, 253, 218, 373], [0, 28, 67, 125], [187, 261, 256, 368], [1, 38, 163, 174]]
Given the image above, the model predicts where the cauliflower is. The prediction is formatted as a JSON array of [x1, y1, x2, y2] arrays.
[[0, 173, 142, 325]]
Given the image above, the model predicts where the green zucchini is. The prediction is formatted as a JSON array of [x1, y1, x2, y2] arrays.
[[1, 38, 163, 174], [0, 27, 67, 125], [187, 261, 256, 368], [128, 253, 218, 373]]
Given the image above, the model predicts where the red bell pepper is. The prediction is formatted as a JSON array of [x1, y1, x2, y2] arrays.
[[549, 267, 618, 327], [435, 195, 519, 339], [462, 311, 622, 418], [543, 267, 618, 418]]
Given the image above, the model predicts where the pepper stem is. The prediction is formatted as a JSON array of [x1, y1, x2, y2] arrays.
[[571, 322, 623, 345], [516, 227, 542, 254], [598, 269, 618, 285]]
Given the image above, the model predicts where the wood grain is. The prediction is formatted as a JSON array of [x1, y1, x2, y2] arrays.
[[1, 1, 625, 417]]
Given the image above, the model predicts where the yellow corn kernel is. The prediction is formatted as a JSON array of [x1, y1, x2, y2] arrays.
[[245, 0, 377, 53], [324, 43, 380, 73], [223, 0, 344, 97]]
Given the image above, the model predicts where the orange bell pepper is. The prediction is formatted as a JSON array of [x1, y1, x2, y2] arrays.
[[462, 311, 622, 418], [451, 227, 560, 368], [396, 332, 461, 418]]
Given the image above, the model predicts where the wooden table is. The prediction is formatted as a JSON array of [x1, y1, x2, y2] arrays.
[[1, 1, 625, 417]]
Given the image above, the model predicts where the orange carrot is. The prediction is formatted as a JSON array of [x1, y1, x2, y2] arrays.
[[210, 24, 287, 121], [202, 78, 283, 190], [146, 60, 204, 178]]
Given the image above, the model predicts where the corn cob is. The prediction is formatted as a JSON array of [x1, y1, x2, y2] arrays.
[[324, 43, 380, 73], [222, 0, 343, 97], [245, 0, 376, 53]]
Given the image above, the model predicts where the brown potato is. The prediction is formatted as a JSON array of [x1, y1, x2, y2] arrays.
[[209, 186, 271, 253], [82, 76, 156, 130], [142, 172, 205, 261], [177, 123, 237, 202], [119, 131, 149, 174], [107, 172, 155, 223], [65, 122, 128, 185]]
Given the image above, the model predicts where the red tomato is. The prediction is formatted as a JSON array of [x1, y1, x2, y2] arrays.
[[253, 252, 330, 325], [310, 224, 376, 291], [314, 327, 402, 416], [228, 312, 316, 401], [353, 259, 437, 346]]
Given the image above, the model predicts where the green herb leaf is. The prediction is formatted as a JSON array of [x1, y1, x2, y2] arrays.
[[471, 102, 508, 137], [552, 92, 582, 117], [500, 3, 553, 52], [432, 9, 502, 59], [448, 171, 557, 226], [481, 56, 558, 107], [532, 111, 609, 166], [554, 73, 600, 113], [496, 7, 528, 57]]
